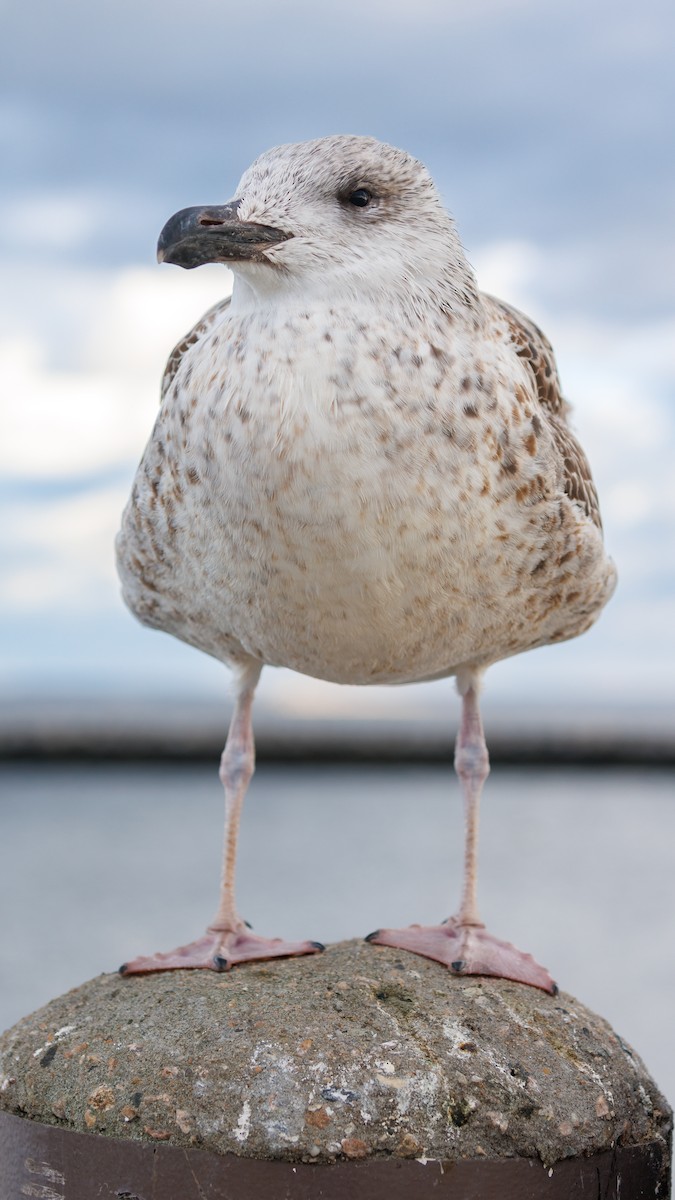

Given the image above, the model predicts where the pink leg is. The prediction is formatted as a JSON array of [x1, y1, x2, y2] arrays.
[[368, 678, 556, 993], [121, 663, 323, 975]]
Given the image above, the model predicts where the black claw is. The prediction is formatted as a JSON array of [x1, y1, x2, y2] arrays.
[[309, 941, 326, 952], [451, 960, 466, 973], [550, 981, 559, 996], [118, 964, 129, 975], [364, 930, 381, 943], [213, 955, 229, 971], [244, 919, 253, 929]]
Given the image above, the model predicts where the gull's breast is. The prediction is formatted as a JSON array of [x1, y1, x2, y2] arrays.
[[117, 308, 614, 685]]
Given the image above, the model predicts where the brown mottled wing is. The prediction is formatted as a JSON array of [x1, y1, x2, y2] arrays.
[[488, 295, 602, 530], [160, 296, 232, 401]]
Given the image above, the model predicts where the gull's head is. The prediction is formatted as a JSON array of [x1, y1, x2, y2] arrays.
[[157, 135, 477, 313]]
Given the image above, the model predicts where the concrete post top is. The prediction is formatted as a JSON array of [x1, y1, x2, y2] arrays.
[[0, 940, 670, 1171]]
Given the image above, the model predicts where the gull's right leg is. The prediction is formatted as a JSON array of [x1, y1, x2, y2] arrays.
[[120, 661, 324, 975]]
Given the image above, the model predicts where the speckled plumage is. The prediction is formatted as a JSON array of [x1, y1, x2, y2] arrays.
[[115, 136, 617, 985], [117, 140, 614, 688]]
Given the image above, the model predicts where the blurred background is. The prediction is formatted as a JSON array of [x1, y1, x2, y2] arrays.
[[1, 0, 674, 1107]]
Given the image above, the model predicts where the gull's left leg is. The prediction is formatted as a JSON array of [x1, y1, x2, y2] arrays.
[[121, 662, 324, 975], [368, 673, 556, 993]]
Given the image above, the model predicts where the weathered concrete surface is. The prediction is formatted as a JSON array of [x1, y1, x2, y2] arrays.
[[0, 940, 670, 1171]]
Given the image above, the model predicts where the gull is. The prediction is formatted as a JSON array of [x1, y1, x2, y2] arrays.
[[116, 135, 616, 990]]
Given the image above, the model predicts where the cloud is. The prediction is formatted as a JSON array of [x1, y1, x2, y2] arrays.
[[0, 264, 230, 477], [0, 483, 126, 612]]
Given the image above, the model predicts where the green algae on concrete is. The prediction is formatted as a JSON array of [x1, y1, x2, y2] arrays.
[[0, 940, 670, 1169]]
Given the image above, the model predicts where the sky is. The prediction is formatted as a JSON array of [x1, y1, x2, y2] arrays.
[[1, 0, 674, 722]]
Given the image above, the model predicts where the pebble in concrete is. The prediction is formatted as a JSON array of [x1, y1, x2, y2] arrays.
[[0, 940, 670, 1172]]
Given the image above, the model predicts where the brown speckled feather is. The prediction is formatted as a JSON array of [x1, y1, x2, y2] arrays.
[[161, 297, 232, 401], [489, 296, 602, 530]]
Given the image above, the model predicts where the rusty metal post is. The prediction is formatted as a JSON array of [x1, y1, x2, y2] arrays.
[[0, 1110, 670, 1198]]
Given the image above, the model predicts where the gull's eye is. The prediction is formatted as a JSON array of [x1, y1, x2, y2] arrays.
[[348, 188, 373, 208]]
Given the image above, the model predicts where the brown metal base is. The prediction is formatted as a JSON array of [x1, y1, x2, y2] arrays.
[[0, 1110, 670, 1199]]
